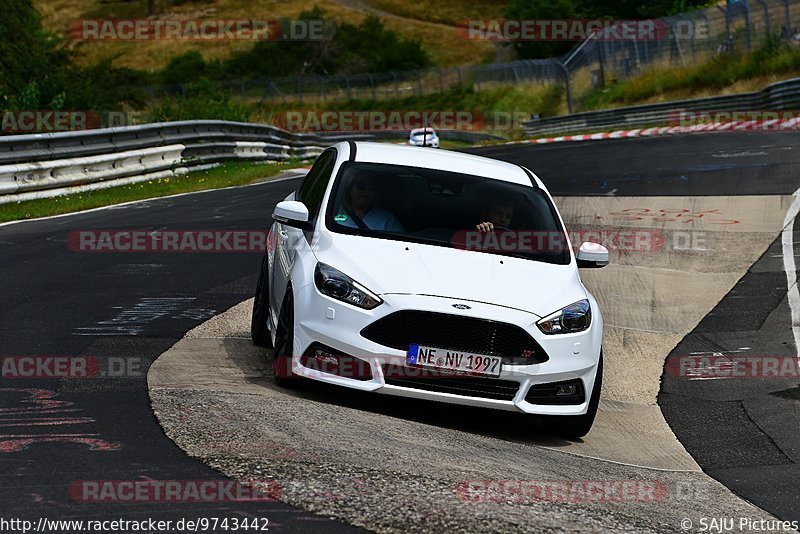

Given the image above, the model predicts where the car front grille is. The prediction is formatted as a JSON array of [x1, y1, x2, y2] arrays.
[[381, 364, 520, 401], [361, 310, 548, 364]]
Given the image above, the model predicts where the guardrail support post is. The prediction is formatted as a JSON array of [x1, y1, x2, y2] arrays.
[[756, 0, 770, 36], [744, 3, 752, 50], [784, 0, 791, 35], [552, 59, 573, 114], [594, 42, 605, 88], [717, 6, 731, 47]]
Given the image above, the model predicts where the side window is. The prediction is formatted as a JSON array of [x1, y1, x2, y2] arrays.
[[298, 149, 336, 223]]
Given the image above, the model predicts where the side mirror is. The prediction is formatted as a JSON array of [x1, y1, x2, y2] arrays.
[[272, 200, 312, 231], [576, 242, 609, 268]]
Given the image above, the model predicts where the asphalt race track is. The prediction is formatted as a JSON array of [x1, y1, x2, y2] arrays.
[[471, 133, 800, 523], [0, 174, 357, 532], [2, 132, 800, 531]]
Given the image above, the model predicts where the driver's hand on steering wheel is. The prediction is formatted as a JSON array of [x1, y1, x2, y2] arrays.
[[476, 222, 494, 232]]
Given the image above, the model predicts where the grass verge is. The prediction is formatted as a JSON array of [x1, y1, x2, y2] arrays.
[[581, 38, 800, 110], [0, 160, 296, 223]]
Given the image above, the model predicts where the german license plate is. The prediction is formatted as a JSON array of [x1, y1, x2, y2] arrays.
[[407, 344, 502, 377]]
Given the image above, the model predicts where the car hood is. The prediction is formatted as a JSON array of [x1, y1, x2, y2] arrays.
[[314, 234, 586, 318]]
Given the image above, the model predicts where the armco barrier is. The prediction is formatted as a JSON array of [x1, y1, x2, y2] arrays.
[[524, 77, 800, 137], [0, 121, 308, 204], [0, 145, 185, 196], [0, 121, 502, 205]]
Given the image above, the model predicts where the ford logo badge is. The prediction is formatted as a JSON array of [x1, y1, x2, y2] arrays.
[[452, 304, 471, 310]]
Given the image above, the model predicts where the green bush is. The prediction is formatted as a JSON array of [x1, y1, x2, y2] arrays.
[[160, 8, 431, 84], [149, 82, 251, 122]]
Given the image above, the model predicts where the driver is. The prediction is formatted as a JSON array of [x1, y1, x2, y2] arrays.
[[336, 176, 405, 232], [475, 196, 515, 232]]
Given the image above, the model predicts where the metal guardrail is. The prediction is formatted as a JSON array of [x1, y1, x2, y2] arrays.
[[0, 120, 501, 205], [523, 76, 800, 136], [0, 120, 313, 204]]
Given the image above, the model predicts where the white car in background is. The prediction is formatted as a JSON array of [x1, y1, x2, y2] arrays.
[[408, 127, 439, 148], [251, 141, 608, 437]]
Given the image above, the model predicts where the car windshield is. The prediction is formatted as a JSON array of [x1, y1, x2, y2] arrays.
[[411, 130, 436, 138], [325, 162, 570, 265]]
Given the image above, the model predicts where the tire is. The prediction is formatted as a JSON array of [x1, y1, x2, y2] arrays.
[[272, 290, 298, 388], [251, 253, 273, 348], [544, 353, 603, 439]]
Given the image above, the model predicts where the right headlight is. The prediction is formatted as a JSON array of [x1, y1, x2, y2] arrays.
[[536, 299, 591, 335], [314, 263, 382, 310]]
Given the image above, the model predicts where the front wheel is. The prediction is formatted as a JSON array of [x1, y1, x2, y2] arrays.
[[272, 290, 299, 388], [544, 353, 603, 439], [251, 253, 273, 348]]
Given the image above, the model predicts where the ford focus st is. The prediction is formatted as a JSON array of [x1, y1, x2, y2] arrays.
[[252, 141, 608, 437]]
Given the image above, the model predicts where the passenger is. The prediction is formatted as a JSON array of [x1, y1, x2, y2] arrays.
[[335, 176, 405, 232], [475, 196, 515, 232]]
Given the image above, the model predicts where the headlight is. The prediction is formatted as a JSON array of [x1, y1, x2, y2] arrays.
[[536, 300, 591, 334], [314, 263, 382, 310]]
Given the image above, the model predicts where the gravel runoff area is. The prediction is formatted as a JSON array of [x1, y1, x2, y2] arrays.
[[148, 299, 784, 534]]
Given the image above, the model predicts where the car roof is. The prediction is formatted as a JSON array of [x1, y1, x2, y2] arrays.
[[344, 141, 536, 187]]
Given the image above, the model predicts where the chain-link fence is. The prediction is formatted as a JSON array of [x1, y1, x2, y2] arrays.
[[146, 0, 800, 109], [557, 0, 800, 112], [145, 59, 565, 105]]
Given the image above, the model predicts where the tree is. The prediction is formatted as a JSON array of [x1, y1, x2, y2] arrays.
[[0, 0, 69, 108], [505, 0, 578, 60]]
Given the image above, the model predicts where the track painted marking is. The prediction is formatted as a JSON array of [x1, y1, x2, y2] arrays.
[[781, 187, 800, 356]]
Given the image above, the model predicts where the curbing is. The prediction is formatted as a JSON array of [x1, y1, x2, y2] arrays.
[[512, 116, 800, 146]]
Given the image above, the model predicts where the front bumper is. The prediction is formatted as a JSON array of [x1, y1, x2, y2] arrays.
[[409, 140, 439, 148], [290, 286, 602, 416]]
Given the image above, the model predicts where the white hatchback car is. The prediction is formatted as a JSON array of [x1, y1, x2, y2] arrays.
[[408, 128, 439, 148], [252, 142, 607, 437]]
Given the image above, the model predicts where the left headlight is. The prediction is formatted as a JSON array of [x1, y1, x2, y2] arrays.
[[314, 263, 383, 310], [536, 299, 591, 334]]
